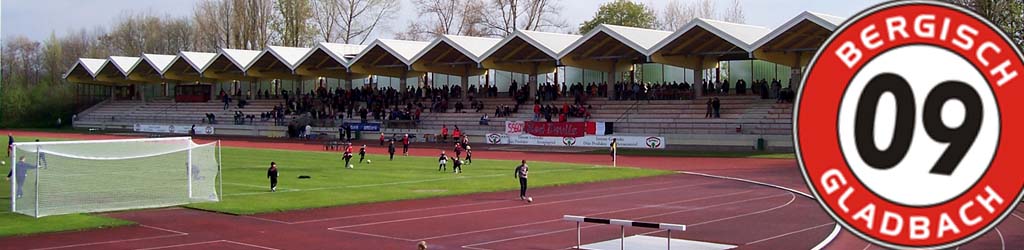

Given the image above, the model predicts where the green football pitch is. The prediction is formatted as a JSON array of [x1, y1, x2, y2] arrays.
[[0, 136, 669, 236]]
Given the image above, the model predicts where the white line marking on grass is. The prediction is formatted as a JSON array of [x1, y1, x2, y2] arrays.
[[251, 179, 681, 225], [133, 240, 281, 250], [223, 182, 297, 191], [458, 193, 790, 250], [418, 189, 758, 241], [226, 168, 581, 196], [745, 222, 835, 245], [329, 180, 724, 230], [31, 225, 188, 250]]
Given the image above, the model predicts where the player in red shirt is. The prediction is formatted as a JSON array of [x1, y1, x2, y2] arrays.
[[343, 143, 354, 168], [402, 134, 411, 156]]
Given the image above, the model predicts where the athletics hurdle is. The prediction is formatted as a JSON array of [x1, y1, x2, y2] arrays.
[[563, 215, 687, 250]]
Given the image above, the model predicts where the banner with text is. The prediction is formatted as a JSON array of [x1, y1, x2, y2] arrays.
[[505, 121, 525, 134], [484, 133, 665, 149], [524, 121, 586, 137], [344, 122, 381, 132], [134, 124, 215, 135]]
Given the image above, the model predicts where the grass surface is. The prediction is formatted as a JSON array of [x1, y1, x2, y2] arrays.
[[0, 135, 669, 236], [189, 147, 668, 214], [591, 148, 795, 159]]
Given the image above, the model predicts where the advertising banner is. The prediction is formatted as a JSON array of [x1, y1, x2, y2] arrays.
[[524, 121, 586, 137], [134, 124, 215, 135], [484, 133, 665, 149], [344, 122, 381, 132], [505, 121, 525, 134]]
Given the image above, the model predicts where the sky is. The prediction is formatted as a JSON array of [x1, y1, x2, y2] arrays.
[[2, 0, 886, 43]]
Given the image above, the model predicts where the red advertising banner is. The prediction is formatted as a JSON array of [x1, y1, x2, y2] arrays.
[[524, 121, 587, 137]]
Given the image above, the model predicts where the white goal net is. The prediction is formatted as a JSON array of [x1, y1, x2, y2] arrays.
[[8, 137, 220, 217]]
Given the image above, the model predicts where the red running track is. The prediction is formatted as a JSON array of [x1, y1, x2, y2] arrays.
[[2, 130, 1023, 249]]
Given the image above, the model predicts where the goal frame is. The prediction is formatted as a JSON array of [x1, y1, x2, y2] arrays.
[[9, 137, 222, 218]]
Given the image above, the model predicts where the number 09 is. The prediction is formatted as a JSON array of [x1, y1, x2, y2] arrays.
[[854, 73, 984, 175]]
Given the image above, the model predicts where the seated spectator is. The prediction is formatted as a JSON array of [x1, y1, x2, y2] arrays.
[[479, 114, 490, 125]]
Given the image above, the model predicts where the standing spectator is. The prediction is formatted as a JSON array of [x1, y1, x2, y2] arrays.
[[189, 124, 197, 137], [379, 132, 386, 146], [267, 162, 279, 192], [440, 125, 449, 144], [514, 160, 529, 200], [388, 141, 396, 161], [222, 94, 231, 110], [452, 126, 462, 144], [712, 97, 722, 118], [609, 138, 618, 162], [705, 98, 714, 119]]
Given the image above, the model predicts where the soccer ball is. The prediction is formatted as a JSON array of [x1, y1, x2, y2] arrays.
[[527, 197, 533, 203], [348, 164, 354, 169], [367, 160, 372, 164], [0, 160, 5, 165]]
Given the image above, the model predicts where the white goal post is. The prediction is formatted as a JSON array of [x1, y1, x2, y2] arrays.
[[9, 137, 221, 217]]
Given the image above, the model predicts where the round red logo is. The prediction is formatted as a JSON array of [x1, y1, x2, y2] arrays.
[[796, 1, 1024, 248]]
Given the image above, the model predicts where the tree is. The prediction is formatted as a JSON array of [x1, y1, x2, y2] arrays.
[[720, 0, 745, 23], [657, 0, 745, 31], [399, 0, 486, 41], [314, 0, 401, 44], [481, 0, 568, 37], [274, 0, 316, 47], [42, 32, 65, 83], [579, 0, 656, 34], [944, 0, 1024, 49]]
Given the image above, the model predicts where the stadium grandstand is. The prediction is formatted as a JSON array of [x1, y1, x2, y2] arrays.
[[65, 12, 843, 151]]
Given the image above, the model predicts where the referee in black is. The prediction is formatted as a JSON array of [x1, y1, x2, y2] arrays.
[[514, 160, 529, 200]]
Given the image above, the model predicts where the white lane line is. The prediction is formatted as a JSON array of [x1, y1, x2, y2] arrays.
[[134, 240, 221, 250], [329, 180, 724, 230], [637, 192, 799, 237], [1013, 213, 1024, 223], [328, 228, 420, 242], [418, 189, 759, 241], [250, 179, 681, 225], [458, 193, 791, 250], [996, 228, 1005, 250], [689, 193, 796, 227], [134, 240, 282, 250], [223, 240, 283, 250], [30, 225, 188, 250], [745, 222, 835, 245], [679, 171, 842, 250]]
